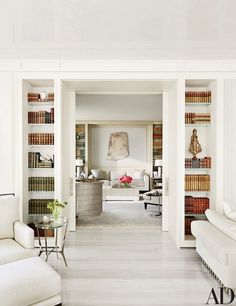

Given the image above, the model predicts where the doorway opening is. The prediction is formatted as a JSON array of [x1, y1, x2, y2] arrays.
[[61, 80, 178, 232]]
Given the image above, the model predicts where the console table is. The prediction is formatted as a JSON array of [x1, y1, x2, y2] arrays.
[[76, 181, 103, 217]]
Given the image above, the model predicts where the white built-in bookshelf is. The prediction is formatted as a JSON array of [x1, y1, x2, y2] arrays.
[[182, 79, 217, 247], [22, 80, 55, 231]]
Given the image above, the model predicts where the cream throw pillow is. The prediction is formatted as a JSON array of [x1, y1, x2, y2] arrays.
[[223, 201, 236, 221], [205, 209, 236, 240], [127, 169, 145, 180]]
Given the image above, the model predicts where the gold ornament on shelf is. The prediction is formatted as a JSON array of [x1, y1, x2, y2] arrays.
[[189, 129, 202, 160]]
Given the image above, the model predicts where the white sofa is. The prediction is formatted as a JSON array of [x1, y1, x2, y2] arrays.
[[91, 169, 150, 191], [191, 208, 236, 289], [0, 195, 62, 306]]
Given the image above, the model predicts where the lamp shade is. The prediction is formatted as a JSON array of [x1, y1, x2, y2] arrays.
[[154, 159, 162, 167], [75, 159, 83, 166]]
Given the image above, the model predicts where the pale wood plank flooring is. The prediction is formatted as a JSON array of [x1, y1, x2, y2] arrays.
[[47, 228, 213, 306]]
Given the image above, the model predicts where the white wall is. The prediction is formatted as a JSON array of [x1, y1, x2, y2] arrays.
[[76, 94, 162, 121], [90, 125, 150, 172], [224, 80, 236, 205], [0, 72, 14, 193], [1, 1, 236, 60]]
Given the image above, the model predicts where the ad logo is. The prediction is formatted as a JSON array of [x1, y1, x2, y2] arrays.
[[206, 287, 235, 304]]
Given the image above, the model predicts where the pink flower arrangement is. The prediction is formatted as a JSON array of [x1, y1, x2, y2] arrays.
[[119, 175, 133, 187]]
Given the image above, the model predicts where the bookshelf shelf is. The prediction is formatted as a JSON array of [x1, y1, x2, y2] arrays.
[[28, 102, 54, 106], [28, 124, 54, 126], [185, 213, 206, 218], [185, 168, 211, 171], [28, 145, 54, 147], [185, 124, 211, 127], [185, 102, 211, 106], [185, 235, 195, 241]]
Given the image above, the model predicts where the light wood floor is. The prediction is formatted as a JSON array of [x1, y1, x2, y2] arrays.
[[47, 227, 213, 306]]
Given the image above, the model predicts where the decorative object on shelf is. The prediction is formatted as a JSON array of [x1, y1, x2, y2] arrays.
[[47, 199, 67, 221], [107, 132, 129, 161], [154, 159, 162, 178], [41, 215, 50, 223], [119, 175, 132, 187], [40, 91, 47, 102], [75, 158, 84, 179], [189, 129, 202, 161]]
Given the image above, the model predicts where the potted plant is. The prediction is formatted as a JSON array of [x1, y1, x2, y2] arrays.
[[47, 199, 67, 221]]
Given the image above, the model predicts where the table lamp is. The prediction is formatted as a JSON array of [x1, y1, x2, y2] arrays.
[[75, 159, 83, 179]]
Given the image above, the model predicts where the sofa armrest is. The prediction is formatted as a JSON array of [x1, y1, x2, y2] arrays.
[[14, 221, 34, 249]]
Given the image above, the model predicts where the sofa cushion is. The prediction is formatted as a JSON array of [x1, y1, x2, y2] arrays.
[[223, 201, 236, 221], [110, 170, 126, 181], [0, 239, 34, 265], [205, 209, 236, 241], [131, 180, 145, 187], [191, 220, 236, 265], [0, 256, 61, 306], [127, 169, 145, 179], [91, 169, 105, 180], [0, 196, 19, 239]]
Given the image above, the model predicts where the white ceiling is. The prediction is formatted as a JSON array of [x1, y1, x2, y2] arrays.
[[1, 0, 236, 60]]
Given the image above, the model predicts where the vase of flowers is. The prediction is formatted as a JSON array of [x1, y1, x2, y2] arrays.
[[119, 175, 133, 187], [47, 199, 67, 221]]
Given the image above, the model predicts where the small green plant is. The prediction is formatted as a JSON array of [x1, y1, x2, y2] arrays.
[[47, 199, 67, 220]]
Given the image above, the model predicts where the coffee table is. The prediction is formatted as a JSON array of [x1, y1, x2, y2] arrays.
[[103, 186, 139, 201], [143, 189, 162, 216]]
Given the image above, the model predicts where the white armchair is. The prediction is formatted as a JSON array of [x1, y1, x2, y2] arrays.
[[0, 195, 34, 265], [0, 194, 62, 306]]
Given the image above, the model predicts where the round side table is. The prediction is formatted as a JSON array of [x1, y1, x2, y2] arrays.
[[34, 216, 69, 267]]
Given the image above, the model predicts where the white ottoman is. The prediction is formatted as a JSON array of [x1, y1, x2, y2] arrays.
[[0, 256, 61, 306]]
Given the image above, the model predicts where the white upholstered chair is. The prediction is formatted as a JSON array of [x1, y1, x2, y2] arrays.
[[0, 194, 62, 306], [0, 194, 35, 265]]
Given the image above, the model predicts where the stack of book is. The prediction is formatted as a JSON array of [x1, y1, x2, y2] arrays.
[[153, 124, 162, 159], [185, 157, 211, 168], [28, 93, 40, 102], [28, 133, 54, 145], [28, 152, 54, 168], [185, 91, 211, 103], [28, 177, 54, 191], [185, 216, 196, 235], [28, 109, 54, 124], [185, 196, 209, 214], [185, 174, 210, 191], [28, 199, 52, 214], [185, 113, 211, 124], [47, 93, 54, 101]]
